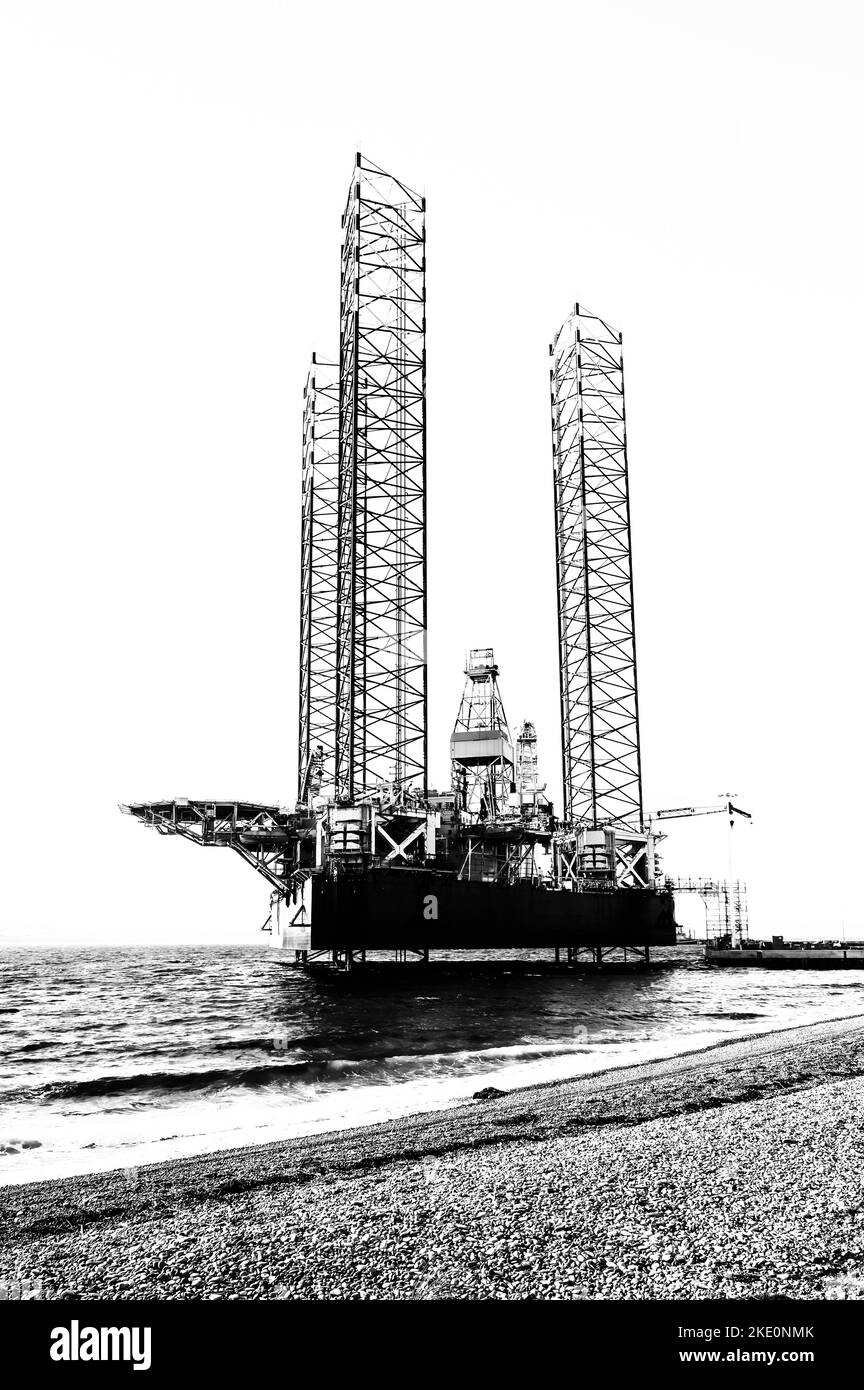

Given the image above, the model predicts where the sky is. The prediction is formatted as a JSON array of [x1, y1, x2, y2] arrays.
[[1, 0, 862, 945]]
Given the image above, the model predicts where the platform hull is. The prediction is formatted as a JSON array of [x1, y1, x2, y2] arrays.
[[276, 869, 676, 952]]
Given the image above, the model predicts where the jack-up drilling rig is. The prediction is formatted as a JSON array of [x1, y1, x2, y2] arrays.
[[122, 158, 678, 968]]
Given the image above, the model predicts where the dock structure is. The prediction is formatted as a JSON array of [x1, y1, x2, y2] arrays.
[[707, 944, 864, 969], [123, 155, 687, 968]]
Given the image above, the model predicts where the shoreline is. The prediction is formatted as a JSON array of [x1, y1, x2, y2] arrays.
[[3, 1012, 864, 1298], [6, 1002, 864, 1191]]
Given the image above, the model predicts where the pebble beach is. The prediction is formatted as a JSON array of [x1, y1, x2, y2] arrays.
[[3, 1013, 864, 1301]]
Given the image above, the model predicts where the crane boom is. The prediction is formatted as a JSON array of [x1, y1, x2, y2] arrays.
[[655, 800, 752, 821]]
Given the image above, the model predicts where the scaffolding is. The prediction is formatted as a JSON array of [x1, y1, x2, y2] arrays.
[[550, 304, 642, 831], [298, 355, 339, 805], [335, 154, 427, 802], [669, 877, 749, 942]]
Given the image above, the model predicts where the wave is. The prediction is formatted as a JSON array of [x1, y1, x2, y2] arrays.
[[6, 1060, 325, 1104], [701, 1011, 765, 1020], [5, 1038, 596, 1106], [210, 1031, 384, 1054]]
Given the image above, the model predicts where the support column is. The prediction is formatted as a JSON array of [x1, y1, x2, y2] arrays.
[[550, 303, 642, 829], [336, 156, 427, 799]]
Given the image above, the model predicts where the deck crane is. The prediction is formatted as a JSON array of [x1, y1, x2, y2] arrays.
[[654, 799, 752, 827], [652, 797, 752, 943]]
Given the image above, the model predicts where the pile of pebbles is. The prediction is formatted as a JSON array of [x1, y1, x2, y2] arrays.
[[3, 1016, 864, 1300]]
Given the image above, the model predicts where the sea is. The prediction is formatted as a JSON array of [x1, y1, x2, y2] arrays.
[[2, 943, 863, 1186]]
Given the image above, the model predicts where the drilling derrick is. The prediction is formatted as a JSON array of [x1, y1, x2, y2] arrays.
[[550, 305, 651, 889], [336, 154, 427, 803], [516, 721, 539, 806], [450, 649, 515, 821], [298, 355, 339, 806]]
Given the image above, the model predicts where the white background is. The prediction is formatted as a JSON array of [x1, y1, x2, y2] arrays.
[[1, 1, 861, 944]]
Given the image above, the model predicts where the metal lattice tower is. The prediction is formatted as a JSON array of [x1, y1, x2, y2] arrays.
[[516, 721, 539, 803], [550, 303, 643, 831], [336, 154, 427, 801], [450, 649, 514, 820], [298, 355, 339, 804]]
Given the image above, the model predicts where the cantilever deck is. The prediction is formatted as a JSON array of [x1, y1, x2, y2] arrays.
[[120, 799, 311, 893]]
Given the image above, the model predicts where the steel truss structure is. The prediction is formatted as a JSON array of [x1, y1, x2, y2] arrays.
[[120, 800, 296, 895], [336, 154, 427, 802], [516, 721, 539, 802], [670, 876, 749, 941], [614, 830, 654, 888], [558, 945, 652, 967], [554, 944, 652, 967], [298, 355, 339, 805], [450, 649, 514, 820], [455, 832, 542, 884], [553, 827, 654, 891], [550, 303, 643, 831]]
